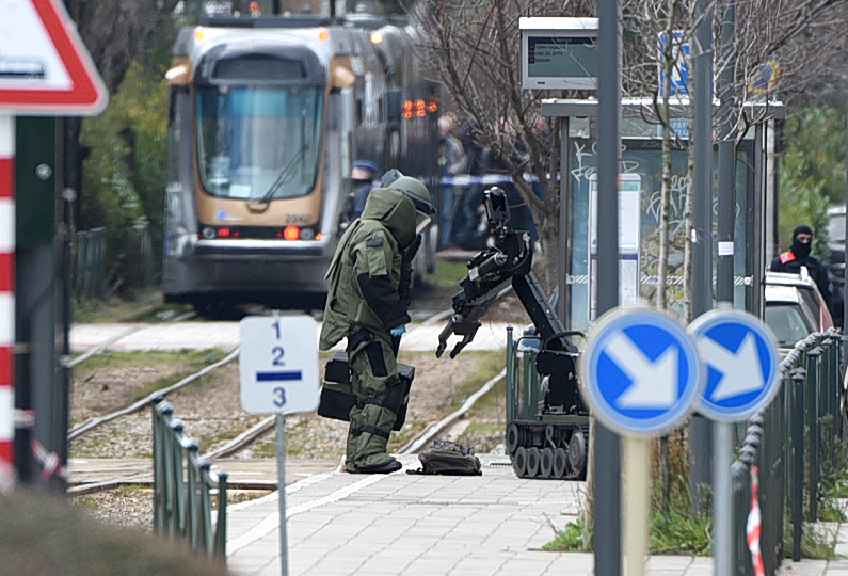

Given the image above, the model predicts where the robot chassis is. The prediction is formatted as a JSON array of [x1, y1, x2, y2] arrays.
[[436, 188, 589, 480]]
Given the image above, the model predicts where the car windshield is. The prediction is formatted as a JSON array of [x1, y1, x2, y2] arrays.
[[195, 85, 323, 200], [765, 303, 815, 347]]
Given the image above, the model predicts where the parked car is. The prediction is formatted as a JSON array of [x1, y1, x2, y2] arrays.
[[764, 269, 833, 350], [828, 205, 845, 321]]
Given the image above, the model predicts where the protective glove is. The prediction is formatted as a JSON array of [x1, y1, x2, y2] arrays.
[[390, 325, 406, 337], [399, 235, 422, 307], [402, 234, 422, 264]]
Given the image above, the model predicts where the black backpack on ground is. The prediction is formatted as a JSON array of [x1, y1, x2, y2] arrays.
[[406, 440, 482, 476]]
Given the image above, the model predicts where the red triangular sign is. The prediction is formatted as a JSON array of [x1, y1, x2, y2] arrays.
[[0, 0, 108, 115]]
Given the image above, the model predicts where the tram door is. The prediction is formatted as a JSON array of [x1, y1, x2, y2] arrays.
[[588, 173, 642, 320]]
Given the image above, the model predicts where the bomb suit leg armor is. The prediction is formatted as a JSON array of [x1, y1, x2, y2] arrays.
[[346, 330, 405, 473]]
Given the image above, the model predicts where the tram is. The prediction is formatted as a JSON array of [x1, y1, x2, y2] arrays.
[[161, 12, 440, 316]]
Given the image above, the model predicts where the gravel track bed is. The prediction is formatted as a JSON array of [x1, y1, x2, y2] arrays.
[[69, 345, 513, 531]]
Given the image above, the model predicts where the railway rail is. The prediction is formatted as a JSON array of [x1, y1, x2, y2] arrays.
[[67, 305, 510, 494]]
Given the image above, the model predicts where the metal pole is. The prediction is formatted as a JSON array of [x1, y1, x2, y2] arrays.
[[714, 421, 734, 575], [714, 3, 737, 574], [558, 117, 571, 327], [688, 0, 715, 515], [276, 414, 289, 576], [716, 0, 736, 305], [844, 46, 848, 335], [0, 115, 15, 493], [596, 0, 622, 573], [622, 437, 650, 576], [691, 0, 713, 316]]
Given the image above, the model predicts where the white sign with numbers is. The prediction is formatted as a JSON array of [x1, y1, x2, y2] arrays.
[[239, 316, 320, 415]]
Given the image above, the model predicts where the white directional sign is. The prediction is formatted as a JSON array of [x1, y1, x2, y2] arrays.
[[239, 316, 319, 415], [580, 307, 705, 436], [688, 309, 780, 421]]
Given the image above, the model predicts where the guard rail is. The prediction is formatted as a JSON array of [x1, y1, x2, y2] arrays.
[[151, 397, 228, 562]]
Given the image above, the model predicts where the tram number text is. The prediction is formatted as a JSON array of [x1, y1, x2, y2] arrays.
[[273, 386, 287, 407]]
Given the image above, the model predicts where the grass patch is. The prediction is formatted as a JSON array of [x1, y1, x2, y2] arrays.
[[73, 289, 167, 323], [449, 350, 507, 414], [650, 507, 712, 555], [424, 258, 470, 289], [72, 350, 213, 371], [785, 519, 838, 560], [542, 512, 589, 552]]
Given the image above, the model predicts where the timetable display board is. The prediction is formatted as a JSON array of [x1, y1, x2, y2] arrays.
[[520, 17, 598, 91]]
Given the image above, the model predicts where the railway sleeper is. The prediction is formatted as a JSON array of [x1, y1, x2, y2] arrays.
[[507, 420, 589, 480]]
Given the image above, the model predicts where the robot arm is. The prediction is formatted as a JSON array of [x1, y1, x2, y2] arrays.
[[435, 186, 582, 362], [436, 188, 533, 358]]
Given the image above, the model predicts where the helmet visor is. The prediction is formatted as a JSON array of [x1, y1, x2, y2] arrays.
[[415, 212, 432, 234]]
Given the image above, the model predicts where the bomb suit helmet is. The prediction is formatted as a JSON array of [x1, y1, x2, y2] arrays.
[[387, 175, 436, 234]]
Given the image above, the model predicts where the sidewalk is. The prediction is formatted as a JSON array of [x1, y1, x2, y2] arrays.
[[224, 453, 843, 576], [69, 322, 848, 574], [69, 320, 517, 354]]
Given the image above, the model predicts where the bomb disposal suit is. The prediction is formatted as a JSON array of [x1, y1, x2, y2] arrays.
[[320, 176, 434, 474]]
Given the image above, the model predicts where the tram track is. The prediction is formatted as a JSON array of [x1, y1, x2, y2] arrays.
[[67, 305, 513, 494]]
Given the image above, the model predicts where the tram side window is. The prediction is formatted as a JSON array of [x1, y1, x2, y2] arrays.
[[165, 88, 188, 221]]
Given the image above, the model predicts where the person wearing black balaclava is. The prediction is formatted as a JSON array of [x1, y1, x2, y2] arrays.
[[769, 224, 833, 311]]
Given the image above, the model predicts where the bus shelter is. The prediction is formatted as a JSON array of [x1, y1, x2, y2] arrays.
[[542, 98, 785, 331]]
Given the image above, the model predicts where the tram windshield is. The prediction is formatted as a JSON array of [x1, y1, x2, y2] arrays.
[[196, 85, 323, 201]]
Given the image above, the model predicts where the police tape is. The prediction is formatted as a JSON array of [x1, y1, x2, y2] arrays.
[[747, 465, 765, 576], [440, 174, 536, 186], [31, 439, 67, 481]]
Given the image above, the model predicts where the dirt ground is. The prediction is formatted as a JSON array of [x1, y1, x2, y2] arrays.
[[68, 268, 536, 528]]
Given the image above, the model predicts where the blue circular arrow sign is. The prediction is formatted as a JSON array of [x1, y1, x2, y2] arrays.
[[581, 307, 705, 436], [688, 309, 780, 421]]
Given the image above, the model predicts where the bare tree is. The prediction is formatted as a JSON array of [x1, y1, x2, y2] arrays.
[[411, 0, 596, 290]]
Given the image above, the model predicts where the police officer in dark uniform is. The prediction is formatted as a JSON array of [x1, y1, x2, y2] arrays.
[[320, 172, 435, 474], [345, 159, 379, 225], [769, 224, 833, 310]]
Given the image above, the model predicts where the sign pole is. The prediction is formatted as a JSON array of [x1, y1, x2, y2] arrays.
[[689, 308, 780, 576], [239, 314, 319, 576], [0, 114, 14, 493], [276, 413, 289, 576], [596, 0, 622, 572], [622, 436, 650, 576], [714, 420, 734, 575]]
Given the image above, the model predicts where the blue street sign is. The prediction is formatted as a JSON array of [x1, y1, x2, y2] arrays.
[[689, 309, 780, 421], [581, 307, 705, 436]]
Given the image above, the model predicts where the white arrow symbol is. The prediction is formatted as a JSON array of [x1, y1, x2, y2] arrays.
[[697, 332, 764, 401], [604, 332, 678, 408]]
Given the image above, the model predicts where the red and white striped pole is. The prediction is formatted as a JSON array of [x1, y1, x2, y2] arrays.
[[0, 114, 15, 492]]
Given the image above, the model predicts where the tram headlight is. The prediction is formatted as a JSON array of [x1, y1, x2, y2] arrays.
[[201, 227, 215, 239]]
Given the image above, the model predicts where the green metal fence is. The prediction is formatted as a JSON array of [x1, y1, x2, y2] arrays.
[[731, 331, 845, 575], [506, 323, 846, 575], [75, 227, 107, 300], [151, 397, 228, 562]]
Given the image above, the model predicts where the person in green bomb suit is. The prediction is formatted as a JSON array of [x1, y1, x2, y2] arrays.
[[320, 171, 435, 474]]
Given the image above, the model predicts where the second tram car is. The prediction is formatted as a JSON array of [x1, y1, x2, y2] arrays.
[[162, 14, 440, 316]]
